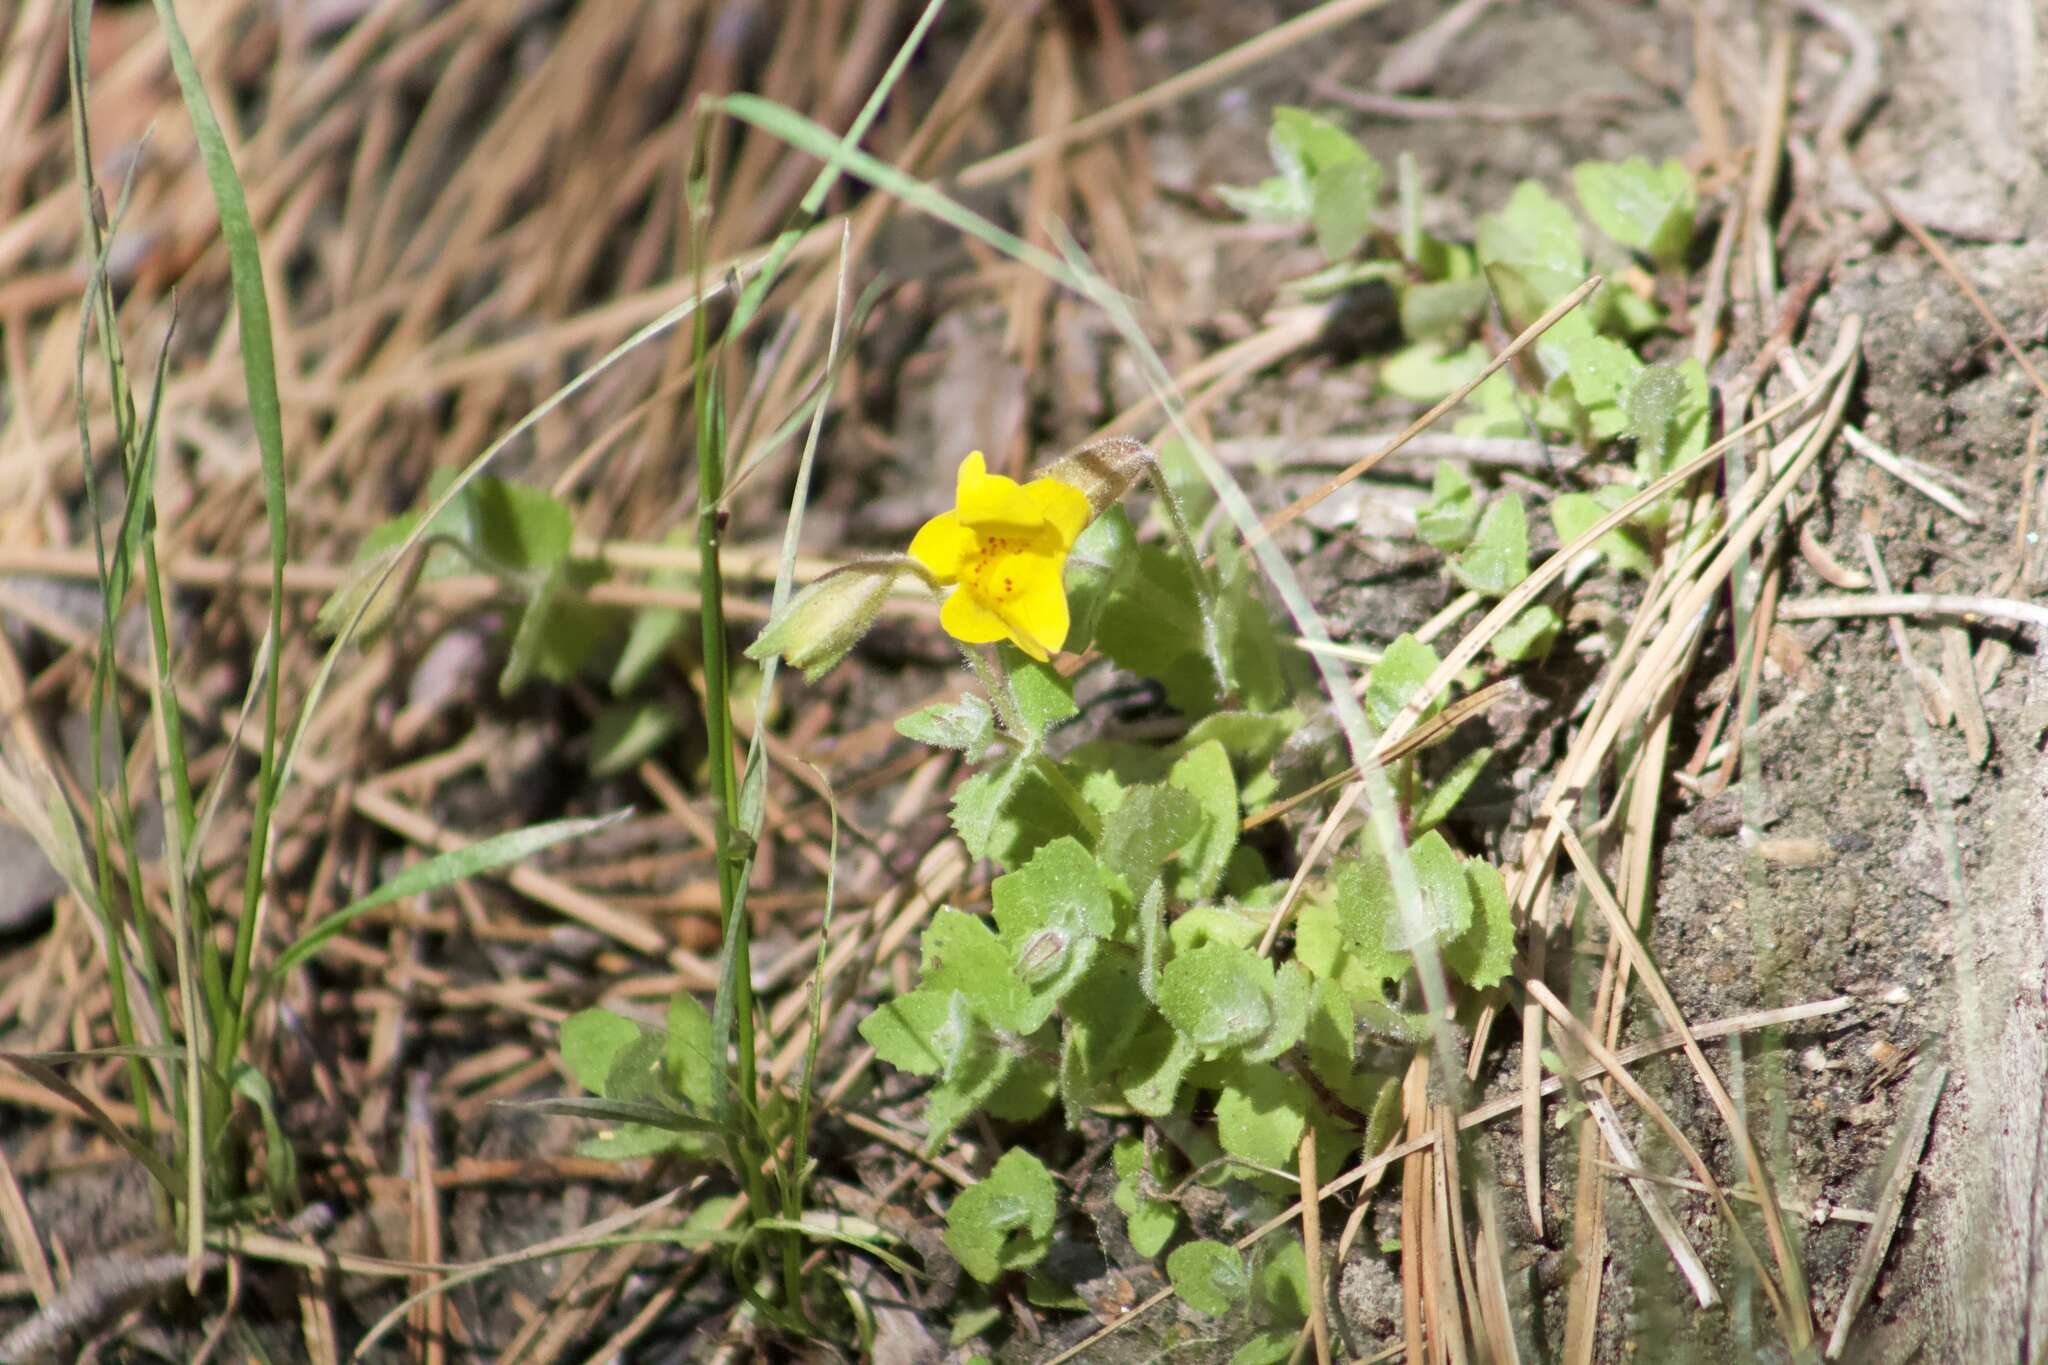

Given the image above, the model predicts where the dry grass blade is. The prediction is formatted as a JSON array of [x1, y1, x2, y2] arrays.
[[1041, 1131, 1441, 1365], [1825, 1061, 1947, 1358], [1556, 828, 1812, 1345], [1525, 978, 1799, 1337], [1560, 1113, 1605, 1365], [1297, 1124, 1333, 1365], [1774, 592, 2048, 632], [1585, 1093, 1718, 1308], [1380, 318, 1862, 753], [0, 1144, 54, 1308]]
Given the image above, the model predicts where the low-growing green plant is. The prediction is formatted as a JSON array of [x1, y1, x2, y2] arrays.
[[730, 101, 1708, 1350], [737, 437, 1518, 1346], [1225, 105, 1713, 583]]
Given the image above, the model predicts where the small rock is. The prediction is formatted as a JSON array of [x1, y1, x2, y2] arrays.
[[1753, 836, 1833, 868]]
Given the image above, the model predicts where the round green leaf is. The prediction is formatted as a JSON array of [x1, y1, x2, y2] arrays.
[[1166, 1240, 1249, 1316]]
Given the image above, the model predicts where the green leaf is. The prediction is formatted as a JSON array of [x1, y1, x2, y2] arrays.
[[1100, 783, 1200, 899], [1573, 156, 1696, 268], [1171, 904, 1264, 954], [1366, 1075, 1404, 1153], [232, 1063, 297, 1210], [1214, 1059, 1310, 1167], [1061, 955, 1149, 1110], [1562, 332, 1645, 409], [951, 1305, 1003, 1347], [1167, 1240, 1250, 1316], [1490, 602, 1561, 663], [1451, 492, 1529, 597], [1389, 829, 1475, 951], [1304, 975, 1355, 1087], [589, 700, 682, 777], [1380, 340, 1487, 403], [1475, 180, 1586, 326], [1551, 486, 1654, 576], [1215, 175, 1309, 223], [1272, 106, 1373, 185], [1627, 360, 1710, 482], [1112, 1137, 1179, 1257], [1399, 279, 1490, 343], [991, 837, 1115, 1032], [473, 478, 575, 572], [269, 811, 630, 981], [951, 755, 1088, 867], [560, 1009, 650, 1097], [665, 991, 716, 1110], [1244, 960, 1312, 1064], [1411, 746, 1493, 836], [1229, 1330, 1300, 1365], [896, 694, 997, 762], [1215, 539, 1290, 711], [1444, 858, 1516, 990], [986, 1048, 1058, 1121], [1329, 831, 1472, 958], [1004, 652, 1078, 740], [1365, 633, 1443, 731], [1157, 943, 1275, 1054], [501, 563, 615, 695], [1066, 506, 1137, 652], [1307, 878, 1408, 1003], [1312, 155, 1380, 262], [1167, 740, 1238, 900], [1252, 1238, 1312, 1324], [859, 988, 953, 1076], [1416, 461, 1482, 553], [1122, 1020, 1198, 1116], [946, 1148, 1056, 1283], [923, 994, 1017, 1147], [1095, 543, 1217, 712], [1137, 880, 1167, 1001], [921, 909, 1030, 1034]]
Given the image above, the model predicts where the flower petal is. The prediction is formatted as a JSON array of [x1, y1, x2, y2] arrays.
[[1023, 476, 1092, 547], [994, 551, 1069, 660], [940, 586, 1010, 645], [955, 450, 1046, 533], [908, 511, 975, 583]]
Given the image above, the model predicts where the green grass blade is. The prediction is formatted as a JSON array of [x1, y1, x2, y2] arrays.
[[717, 93, 1088, 295], [145, 0, 292, 1094], [265, 811, 632, 985], [723, 0, 948, 341], [65, 0, 166, 1168], [785, 764, 840, 1227]]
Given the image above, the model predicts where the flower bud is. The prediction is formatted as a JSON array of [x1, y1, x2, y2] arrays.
[[315, 542, 426, 644], [744, 554, 930, 681], [1036, 436, 1155, 520]]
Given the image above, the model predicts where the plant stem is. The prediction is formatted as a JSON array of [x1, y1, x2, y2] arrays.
[[1034, 753, 1103, 841], [686, 195, 789, 1307], [956, 641, 1029, 739], [953, 640, 1102, 839]]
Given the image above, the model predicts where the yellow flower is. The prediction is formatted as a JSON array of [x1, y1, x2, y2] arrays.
[[908, 451, 1091, 662]]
